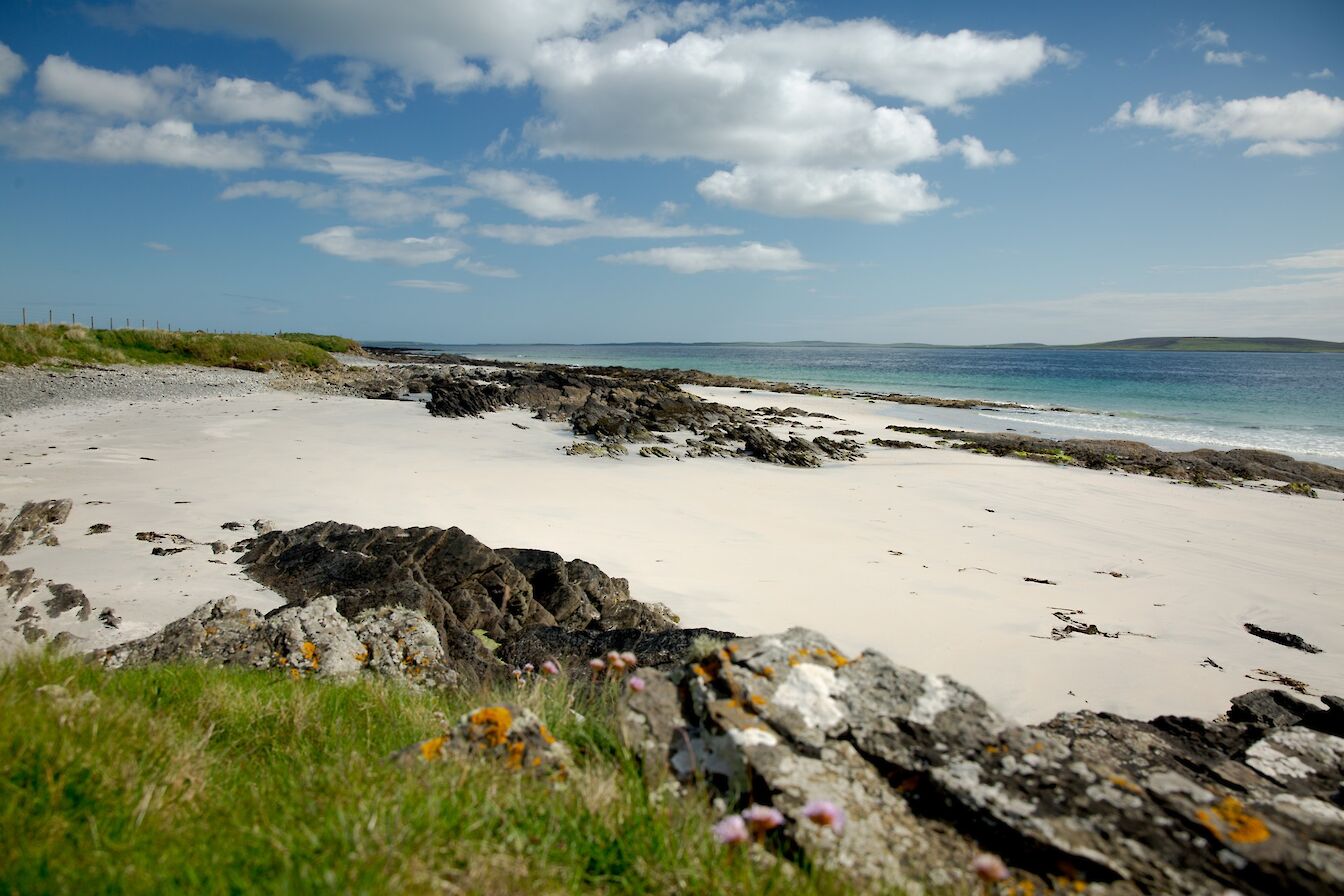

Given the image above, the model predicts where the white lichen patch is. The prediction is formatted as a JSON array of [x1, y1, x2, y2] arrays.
[[907, 675, 960, 726], [773, 662, 847, 730], [1246, 740, 1319, 782], [1272, 794, 1344, 826], [1145, 770, 1214, 804], [935, 759, 1038, 818], [729, 726, 780, 749]]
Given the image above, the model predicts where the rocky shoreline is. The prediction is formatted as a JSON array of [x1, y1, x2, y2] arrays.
[[64, 515, 1344, 895]]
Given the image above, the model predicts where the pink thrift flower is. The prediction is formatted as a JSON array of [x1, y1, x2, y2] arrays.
[[741, 804, 785, 834], [628, 675, 646, 692], [971, 853, 1010, 882], [588, 657, 606, 672], [522, 662, 535, 674], [801, 799, 846, 833], [620, 651, 638, 667], [540, 659, 560, 676], [712, 814, 749, 845]]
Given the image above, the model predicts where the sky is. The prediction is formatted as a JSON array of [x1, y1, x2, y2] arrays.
[[0, 1, 1342, 344]]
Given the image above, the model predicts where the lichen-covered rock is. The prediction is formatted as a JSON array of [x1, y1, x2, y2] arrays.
[[0, 499, 72, 555], [621, 628, 1344, 895], [91, 596, 460, 688], [425, 376, 509, 418], [392, 704, 569, 776]]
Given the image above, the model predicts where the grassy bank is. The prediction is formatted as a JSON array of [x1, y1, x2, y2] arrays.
[[0, 325, 346, 370], [0, 655, 883, 896], [276, 332, 365, 354]]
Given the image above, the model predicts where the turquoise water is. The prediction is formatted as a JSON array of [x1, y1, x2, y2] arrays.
[[375, 342, 1344, 465]]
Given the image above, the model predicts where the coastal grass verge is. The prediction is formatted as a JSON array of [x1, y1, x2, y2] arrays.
[[275, 332, 365, 354], [0, 653, 890, 896], [0, 324, 339, 370]]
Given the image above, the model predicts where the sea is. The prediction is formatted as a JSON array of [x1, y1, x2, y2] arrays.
[[370, 342, 1344, 466]]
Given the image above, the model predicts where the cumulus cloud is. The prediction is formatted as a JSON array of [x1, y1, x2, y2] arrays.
[[300, 225, 466, 265], [34, 54, 373, 124], [466, 169, 598, 220], [601, 241, 814, 273], [124, 0, 631, 91], [1308, 68, 1335, 80], [1204, 50, 1255, 67], [1111, 90, 1344, 157], [1190, 23, 1261, 67], [0, 42, 27, 96], [947, 136, 1017, 168], [392, 279, 470, 292], [0, 111, 266, 169], [1193, 23, 1229, 49], [697, 166, 945, 223], [281, 151, 447, 184]]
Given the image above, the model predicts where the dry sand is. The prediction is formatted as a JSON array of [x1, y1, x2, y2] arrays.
[[2, 375, 1341, 722]]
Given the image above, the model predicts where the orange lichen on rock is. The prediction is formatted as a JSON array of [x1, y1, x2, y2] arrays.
[[418, 736, 447, 762], [1195, 796, 1271, 844], [505, 740, 526, 770], [1108, 775, 1144, 796], [538, 723, 557, 745], [469, 706, 514, 747], [301, 640, 317, 662]]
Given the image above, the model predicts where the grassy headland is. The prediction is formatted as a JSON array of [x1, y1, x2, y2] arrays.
[[0, 654, 878, 896], [0, 325, 349, 370], [276, 332, 366, 354], [1068, 336, 1344, 352]]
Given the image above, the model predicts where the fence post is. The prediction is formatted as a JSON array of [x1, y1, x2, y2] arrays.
[[21, 308, 25, 325]]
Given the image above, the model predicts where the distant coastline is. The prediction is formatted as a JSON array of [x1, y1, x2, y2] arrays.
[[367, 336, 1344, 353]]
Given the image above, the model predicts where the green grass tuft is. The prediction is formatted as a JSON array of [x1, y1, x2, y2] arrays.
[[276, 332, 365, 354], [0, 655, 891, 895], [0, 324, 337, 370]]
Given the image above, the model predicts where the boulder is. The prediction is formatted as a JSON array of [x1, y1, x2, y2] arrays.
[[391, 704, 570, 776], [620, 628, 1344, 895], [0, 499, 72, 555]]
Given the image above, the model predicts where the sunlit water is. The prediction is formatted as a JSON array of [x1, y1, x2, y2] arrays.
[[373, 342, 1344, 466]]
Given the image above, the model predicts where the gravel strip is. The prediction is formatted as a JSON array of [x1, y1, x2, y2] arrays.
[[0, 365, 272, 415]]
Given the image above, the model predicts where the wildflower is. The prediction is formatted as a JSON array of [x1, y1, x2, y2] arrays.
[[628, 675, 646, 693], [588, 657, 606, 672], [801, 799, 846, 833], [540, 659, 560, 676], [971, 853, 1010, 882], [523, 663, 535, 674], [741, 805, 785, 835], [620, 651, 638, 667], [511, 668, 523, 680], [606, 650, 626, 671], [712, 814, 749, 845]]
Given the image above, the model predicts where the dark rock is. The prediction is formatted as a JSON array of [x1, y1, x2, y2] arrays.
[[619, 628, 1344, 895], [740, 426, 820, 467], [98, 607, 121, 629], [1244, 623, 1324, 654], [221, 521, 245, 531], [638, 445, 675, 459], [151, 546, 189, 556], [44, 583, 91, 621], [238, 521, 677, 679], [869, 438, 932, 450], [497, 625, 736, 671], [425, 376, 509, 418], [0, 499, 72, 554], [86, 523, 111, 535], [812, 436, 864, 461]]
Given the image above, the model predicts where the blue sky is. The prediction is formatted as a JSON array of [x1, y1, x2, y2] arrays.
[[0, 0, 1341, 343]]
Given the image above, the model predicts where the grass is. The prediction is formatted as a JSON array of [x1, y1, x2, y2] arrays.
[[276, 332, 365, 354], [0, 654, 892, 896], [0, 324, 338, 370]]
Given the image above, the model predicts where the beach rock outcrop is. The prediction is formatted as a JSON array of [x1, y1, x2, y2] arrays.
[[237, 522, 679, 677], [497, 624, 737, 671], [0, 499, 72, 554], [92, 595, 459, 687], [621, 628, 1344, 895], [425, 376, 509, 418]]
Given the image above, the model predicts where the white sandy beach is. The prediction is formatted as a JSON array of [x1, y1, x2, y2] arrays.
[[2, 371, 1341, 722]]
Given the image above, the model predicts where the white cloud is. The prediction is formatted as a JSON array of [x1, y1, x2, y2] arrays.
[[144, 241, 173, 252], [220, 178, 465, 224], [454, 257, 519, 278], [948, 136, 1017, 168], [1193, 23, 1229, 49], [300, 225, 466, 265], [1308, 68, 1335, 80], [282, 151, 447, 184], [34, 53, 374, 125], [478, 217, 738, 246], [392, 279, 470, 293], [126, 0, 631, 91], [1111, 90, 1344, 157], [0, 111, 266, 169], [466, 169, 598, 220], [0, 42, 27, 96], [601, 241, 814, 273], [697, 166, 945, 223], [1266, 247, 1344, 270], [1204, 50, 1255, 67]]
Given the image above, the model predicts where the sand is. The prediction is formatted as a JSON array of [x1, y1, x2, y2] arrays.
[[2, 374, 1341, 722]]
